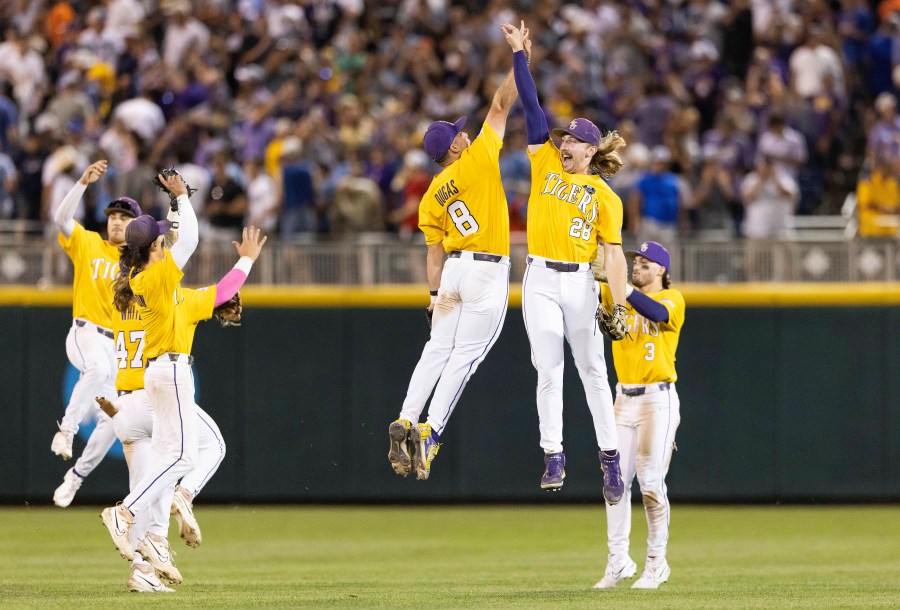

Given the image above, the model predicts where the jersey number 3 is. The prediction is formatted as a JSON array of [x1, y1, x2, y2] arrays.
[[448, 200, 479, 236]]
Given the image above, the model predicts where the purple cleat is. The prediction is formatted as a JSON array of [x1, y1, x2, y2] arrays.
[[600, 450, 625, 505], [541, 452, 565, 491]]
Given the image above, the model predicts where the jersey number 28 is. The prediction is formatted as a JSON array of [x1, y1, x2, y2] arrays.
[[116, 330, 145, 369], [448, 200, 479, 236], [569, 217, 592, 241]]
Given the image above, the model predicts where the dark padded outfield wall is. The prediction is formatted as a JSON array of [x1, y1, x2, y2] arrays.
[[2, 284, 898, 503]]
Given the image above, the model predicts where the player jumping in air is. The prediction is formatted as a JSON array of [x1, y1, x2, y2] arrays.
[[387, 23, 531, 481], [503, 21, 627, 501]]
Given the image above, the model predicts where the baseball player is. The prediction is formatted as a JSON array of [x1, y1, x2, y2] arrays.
[[99, 274, 230, 591], [503, 23, 628, 499], [101, 202, 266, 571], [594, 241, 684, 590], [51, 159, 140, 508], [387, 25, 531, 481]]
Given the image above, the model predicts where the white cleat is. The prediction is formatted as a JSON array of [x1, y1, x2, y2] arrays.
[[632, 557, 671, 589], [53, 467, 83, 507], [51, 426, 74, 460], [126, 563, 175, 593], [137, 534, 183, 585], [171, 485, 202, 548], [101, 504, 135, 561], [593, 555, 637, 589]]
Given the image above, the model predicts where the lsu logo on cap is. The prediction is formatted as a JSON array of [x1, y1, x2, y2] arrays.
[[568, 120, 578, 130], [640, 243, 649, 252]]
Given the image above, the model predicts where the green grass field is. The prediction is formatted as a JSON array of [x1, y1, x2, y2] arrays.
[[1, 505, 898, 608]]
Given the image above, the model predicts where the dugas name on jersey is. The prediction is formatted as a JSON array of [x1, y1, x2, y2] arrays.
[[540, 173, 598, 223], [434, 179, 459, 206]]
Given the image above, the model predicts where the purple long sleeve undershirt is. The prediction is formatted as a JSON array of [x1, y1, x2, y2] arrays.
[[627, 290, 669, 323], [513, 50, 549, 146], [214, 268, 247, 306]]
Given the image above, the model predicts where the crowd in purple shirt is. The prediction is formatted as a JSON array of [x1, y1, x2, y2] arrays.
[[0, 0, 898, 241]]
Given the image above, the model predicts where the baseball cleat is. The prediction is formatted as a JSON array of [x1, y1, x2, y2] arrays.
[[51, 426, 74, 460], [53, 467, 83, 508], [632, 557, 670, 589], [541, 452, 566, 490], [126, 562, 175, 593], [387, 419, 413, 477], [171, 485, 202, 548], [137, 534, 183, 585], [101, 504, 135, 561], [600, 450, 625, 505], [409, 423, 440, 480], [593, 555, 637, 589]]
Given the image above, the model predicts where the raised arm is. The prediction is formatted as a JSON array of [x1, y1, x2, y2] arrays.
[[161, 172, 198, 270], [214, 226, 267, 306], [485, 26, 530, 139], [501, 21, 547, 152], [626, 288, 669, 323], [54, 160, 107, 237]]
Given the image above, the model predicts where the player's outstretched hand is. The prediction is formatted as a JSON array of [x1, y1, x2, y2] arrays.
[[233, 226, 268, 261], [157, 171, 189, 198], [79, 160, 108, 186], [501, 21, 527, 53]]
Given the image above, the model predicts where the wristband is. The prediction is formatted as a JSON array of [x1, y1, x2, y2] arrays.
[[430, 290, 438, 296]]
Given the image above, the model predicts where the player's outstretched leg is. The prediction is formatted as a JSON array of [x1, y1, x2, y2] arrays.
[[170, 485, 201, 548], [387, 419, 413, 477], [593, 554, 637, 589], [409, 423, 440, 480], [51, 423, 75, 460], [136, 533, 183, 585], [541, 452, 566, 491], [53, 467, 84, 507], [632, 556, 671, 589], [600, 450, 625, 505], [126, 562, 175, 593]]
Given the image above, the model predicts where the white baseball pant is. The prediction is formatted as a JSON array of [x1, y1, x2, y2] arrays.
[[61, 319, 117, 432], [124, 357, 198, 514], [522, 257, 617, 453], [604, 383, 680, 561], [114, 389, 226, 547], [399, 252, 509, 435]]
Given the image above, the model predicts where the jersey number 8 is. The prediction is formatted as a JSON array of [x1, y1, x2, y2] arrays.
[[569, 217, 592, 241], [448, 200, 479, 236]]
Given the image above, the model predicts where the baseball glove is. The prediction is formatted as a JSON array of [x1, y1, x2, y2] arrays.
[[95, 396, 118, 418], [152, 167, 198, 211], [596, 302, 629, 341], [425, 306, 433, 329], [214, 291, 242, 327]]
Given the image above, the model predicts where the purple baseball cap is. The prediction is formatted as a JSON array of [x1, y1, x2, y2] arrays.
[[125, 214, 172, 249], [423, 116, 466, 162], [551, 118, 602, 146], [626, 241, 671, 271], [104, 196, 142, 218]]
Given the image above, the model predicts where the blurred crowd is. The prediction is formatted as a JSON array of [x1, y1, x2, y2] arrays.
[[0, 0, 899, 244]]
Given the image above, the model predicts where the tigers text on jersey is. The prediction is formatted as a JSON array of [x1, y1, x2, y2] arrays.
[[527, 141, 624, 262], [113, 287, 215, 391], [419, 121, 510, 256], [58, 223, 121, 327], [129, 252, 217, 359], [601, 284, 685, 384]]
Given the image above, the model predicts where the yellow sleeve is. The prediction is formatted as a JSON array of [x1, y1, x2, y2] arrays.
[[527, 140, 561, 176], [458, 121, 502, 175], [57, 222, 86, 259], [658, 289, 686, 331], [418, 175, 447, 246], [593, 187, 624, 245], [182, 287, 217, 324]]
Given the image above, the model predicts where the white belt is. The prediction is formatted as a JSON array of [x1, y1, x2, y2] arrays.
[[448, 250, 510, 265], [526, 255, 591, 272], [147, 352, 194, 365], [74, 318, 114, 339], [617, 382, 672, 397]]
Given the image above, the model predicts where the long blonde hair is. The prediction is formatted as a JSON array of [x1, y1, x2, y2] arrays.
[[589, 131, 627, 178]]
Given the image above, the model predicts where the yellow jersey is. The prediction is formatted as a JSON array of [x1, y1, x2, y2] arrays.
[[601, 283, 685, 385], [527, 141, 623, 262], [129, 253, 217, 358], [418, 121, 509, 256], [58, 223, 121, 328], [113, 287, 216, 391]]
